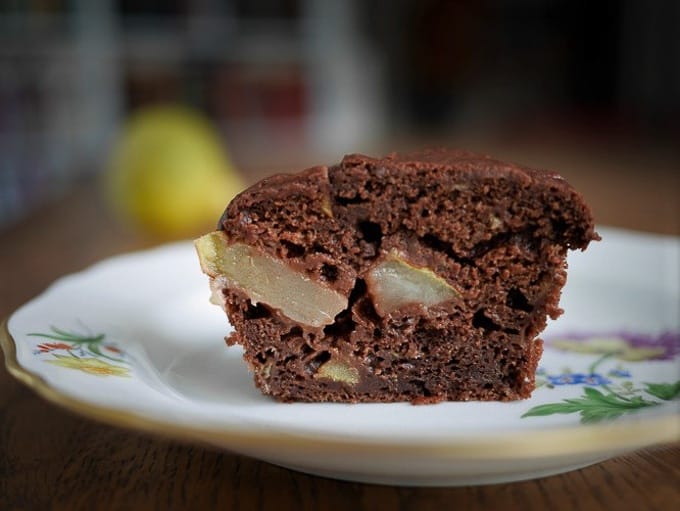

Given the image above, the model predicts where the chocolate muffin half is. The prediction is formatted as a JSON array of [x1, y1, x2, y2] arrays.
[[195, 149, 598, 403]]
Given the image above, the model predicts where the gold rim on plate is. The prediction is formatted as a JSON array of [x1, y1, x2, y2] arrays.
[[2, 316, 679, 459]]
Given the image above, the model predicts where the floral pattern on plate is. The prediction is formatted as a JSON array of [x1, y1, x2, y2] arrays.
[[30, 326, 129, 377], [523, 331, 680, 423]]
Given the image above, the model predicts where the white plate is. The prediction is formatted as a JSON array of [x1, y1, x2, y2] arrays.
[[3, 227, 679, 486]]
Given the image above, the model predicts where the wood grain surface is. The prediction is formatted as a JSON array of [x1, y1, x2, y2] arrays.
[[1, 151, 679, 510]]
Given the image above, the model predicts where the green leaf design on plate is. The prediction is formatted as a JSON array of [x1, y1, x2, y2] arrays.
[[643, 381, 680, 401], [522, 386, 662, 424]]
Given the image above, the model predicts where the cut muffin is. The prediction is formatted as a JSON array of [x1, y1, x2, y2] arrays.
[[195, 149, 598, 403]]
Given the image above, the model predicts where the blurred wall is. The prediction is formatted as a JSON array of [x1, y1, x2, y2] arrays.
[[1, 0, 678, 229]]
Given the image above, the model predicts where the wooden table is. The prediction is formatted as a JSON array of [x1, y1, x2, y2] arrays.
[[1, 149, 679, 510]]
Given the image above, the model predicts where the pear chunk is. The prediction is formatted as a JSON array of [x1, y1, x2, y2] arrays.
[[366, 251, 460, 316], [315, 358, 360, 385], [195, 231, 347, 327]]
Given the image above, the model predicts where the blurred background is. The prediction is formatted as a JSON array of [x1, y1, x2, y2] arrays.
[[1, 0, 678, 238]]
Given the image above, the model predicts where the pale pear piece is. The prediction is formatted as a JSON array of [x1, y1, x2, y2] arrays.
[[195, 231, 347, 327], [366, 251, 461, 316], [315, 358, 360, 385]]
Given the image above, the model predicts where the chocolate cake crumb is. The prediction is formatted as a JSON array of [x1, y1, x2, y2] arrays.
[[198, 149, 599, 403]]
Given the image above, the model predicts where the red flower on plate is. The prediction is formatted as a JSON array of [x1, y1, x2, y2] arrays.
[[37, 342, 72, 353]]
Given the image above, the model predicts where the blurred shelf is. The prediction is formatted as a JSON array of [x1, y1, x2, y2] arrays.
[[0, 1, 382, 229]]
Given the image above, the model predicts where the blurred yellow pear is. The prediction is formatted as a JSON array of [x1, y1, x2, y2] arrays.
[[107, 105, 244, 240]]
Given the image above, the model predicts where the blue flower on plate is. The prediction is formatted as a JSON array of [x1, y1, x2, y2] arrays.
[[608, 368, 632, 378], [547, 373, 611, 386], [581, 373, 612, 386]]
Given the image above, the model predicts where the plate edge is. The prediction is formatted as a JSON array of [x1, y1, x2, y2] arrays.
[[3, 316, 679, 459]]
